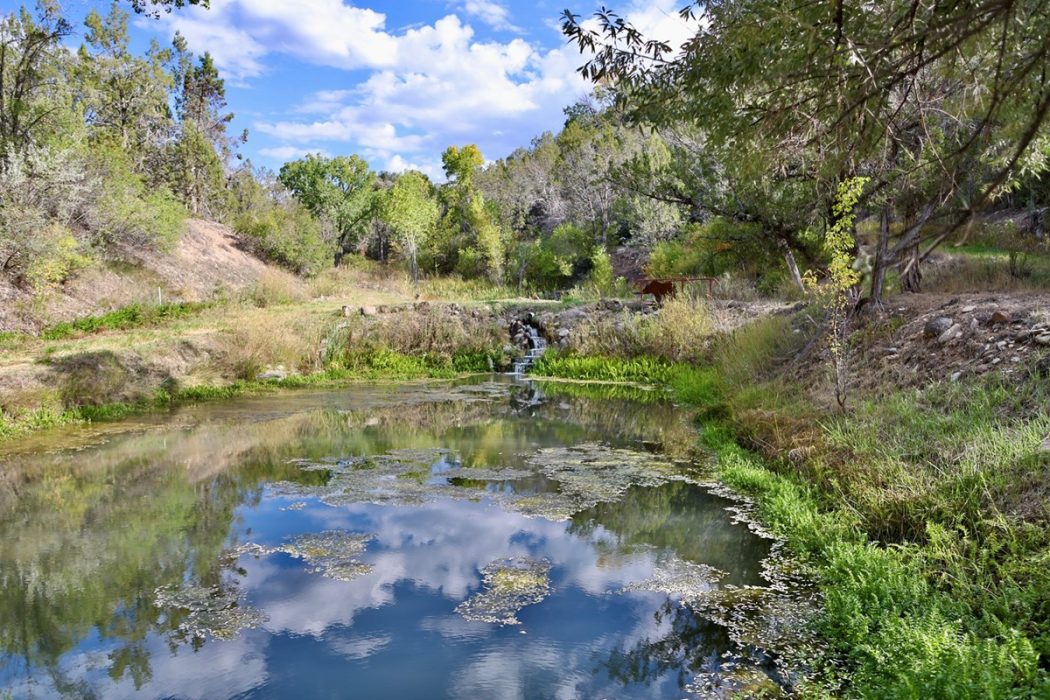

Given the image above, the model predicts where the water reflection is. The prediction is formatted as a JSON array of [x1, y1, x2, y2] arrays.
[[0, 377, 779, 698]]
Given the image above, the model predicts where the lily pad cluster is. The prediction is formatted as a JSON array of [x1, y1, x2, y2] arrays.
[[455, 557, 552, 625]]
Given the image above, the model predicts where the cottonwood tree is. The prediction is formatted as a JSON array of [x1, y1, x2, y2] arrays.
[[440, 144, 504, 281], [381, 170, 439, 280], [278, 153, 377, 263]]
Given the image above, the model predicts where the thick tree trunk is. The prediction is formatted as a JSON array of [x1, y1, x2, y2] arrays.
[[900, 244, 922, 292]]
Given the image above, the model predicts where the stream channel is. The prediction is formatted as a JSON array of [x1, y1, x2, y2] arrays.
[[0, 376, 811, 699]]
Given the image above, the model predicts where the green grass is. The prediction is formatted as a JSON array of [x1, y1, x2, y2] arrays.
[[531, 353, 678, 384], [530, 352, 724, 409], [0, 330, 30, 350], [40, 301, 211, 340], [714, 436, 1045, 698]]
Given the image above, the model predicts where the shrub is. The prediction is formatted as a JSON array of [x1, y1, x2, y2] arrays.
[[235, 202, 331, 276], [648, 218, 793, 298], [329, 306, 506, 366], [219, 313, 320, 380], [585, 248, 614, 295], [567, 296, 714, 363], [90, 145, 186, 251]]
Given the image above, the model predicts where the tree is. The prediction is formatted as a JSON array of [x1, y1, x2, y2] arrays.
[[278, 153, 376, 263], [563, 0, 1050, 300], [76, 3, 173, 168], [128, 0, 210, 16], [0, 4, 71, 168], [440, 144, 504, 281], [382, 170, 438, 280]]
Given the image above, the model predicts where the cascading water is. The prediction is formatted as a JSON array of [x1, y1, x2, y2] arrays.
[[511, 325, 547, 376]]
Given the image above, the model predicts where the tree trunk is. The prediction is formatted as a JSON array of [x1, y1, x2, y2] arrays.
[[869, 206, 892, 303], [900, 244, 922, 292], [779, 239, 806, 292]]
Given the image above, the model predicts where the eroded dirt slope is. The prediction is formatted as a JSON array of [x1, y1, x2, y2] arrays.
[[0, 219, 270, 332]]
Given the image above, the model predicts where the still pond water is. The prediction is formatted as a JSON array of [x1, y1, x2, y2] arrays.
[[0, 377, 787, 699]]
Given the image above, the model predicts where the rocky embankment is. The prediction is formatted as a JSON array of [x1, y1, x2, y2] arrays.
[[851, 293, 1050, 390]]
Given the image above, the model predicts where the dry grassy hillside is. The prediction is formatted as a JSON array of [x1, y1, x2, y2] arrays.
[[0, 219, 271, 333]]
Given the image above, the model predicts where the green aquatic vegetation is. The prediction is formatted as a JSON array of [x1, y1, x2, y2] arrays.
[[530, 353, 722, 409], [154, 583, 267, 641], [455, 557, 552, 625], [279, 531, 373, 581], [236, 531, 374, 582], [281, 441, 704, 522], [621, 553, 726, 597], [525, 442, 702, 517], [532, 353, 677, 384]]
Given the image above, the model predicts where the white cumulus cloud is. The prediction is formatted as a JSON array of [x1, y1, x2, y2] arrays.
[[149, 0, 697, 171]]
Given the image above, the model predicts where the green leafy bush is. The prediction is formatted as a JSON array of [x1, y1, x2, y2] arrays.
[[234, 203, 332, 275]]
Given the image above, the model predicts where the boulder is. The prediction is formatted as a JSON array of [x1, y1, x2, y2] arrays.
[[937, 323, 962, 344], [989, 309, 1013, 325], [258, 366, 287, 381], [359, 306, 377, 317], [924, 316, 953, 338]]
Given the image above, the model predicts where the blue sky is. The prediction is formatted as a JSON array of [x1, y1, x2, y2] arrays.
[[8, 0, 693, 176]]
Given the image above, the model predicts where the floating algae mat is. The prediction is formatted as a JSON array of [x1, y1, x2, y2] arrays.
[[0, 376, 811, 699], [455, 557, 552, 625], [154, 583, 268, 641]]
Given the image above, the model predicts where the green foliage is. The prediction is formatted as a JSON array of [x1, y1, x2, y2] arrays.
[[649, 219, 765, 276], [530, 352, 721, 406], [436, 145, 505, 282], [40, 301, 209, 340], [441, 144, 484, 184], [22, 225, 92, 289], [279, 153, 376, 259], [235, 202, 330, 275], [514, 223, 594, 290], [381, 170, 439, 279], [808, 177, 868, 408], [585, 248, 614, 294], [165, 121, 228, 218], [91, 143, 186, 250], [717, 442, 1044, 697], [532, 353, 677, 384]]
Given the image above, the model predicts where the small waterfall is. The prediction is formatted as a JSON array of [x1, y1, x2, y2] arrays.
[[511, 325, 547, 376]]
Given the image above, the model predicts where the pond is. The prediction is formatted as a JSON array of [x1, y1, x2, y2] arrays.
[[0, 376, 804, 699]]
